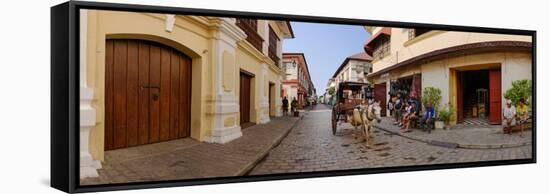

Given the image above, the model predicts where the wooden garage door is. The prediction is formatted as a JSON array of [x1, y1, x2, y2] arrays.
[[105, 39, 192, 150], [374, 83, 387, 117]]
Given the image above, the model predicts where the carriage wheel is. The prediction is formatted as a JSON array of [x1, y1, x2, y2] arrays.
[[331, 108, 337, 135]]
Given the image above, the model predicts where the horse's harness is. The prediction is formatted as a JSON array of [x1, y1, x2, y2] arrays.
[[354, 105, 375, 122]]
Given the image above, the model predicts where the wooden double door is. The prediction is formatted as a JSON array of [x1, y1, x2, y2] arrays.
[[105, 39, 192, 150]]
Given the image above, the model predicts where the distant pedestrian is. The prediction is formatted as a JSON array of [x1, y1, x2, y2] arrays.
[[282, 96, 289, 116], [503, 99, 516, 134], [291, 97, 298, 113]]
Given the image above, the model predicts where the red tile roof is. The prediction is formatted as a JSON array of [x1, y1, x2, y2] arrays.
[[364, 27, 392, 55], [348, 52, 372, 61]]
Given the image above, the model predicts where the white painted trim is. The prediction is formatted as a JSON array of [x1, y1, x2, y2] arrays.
[[204, 125, 243, 144], [165, 14, 176, 32], [257, 63, 271, 124], [205, 19, 246, 144], [79, 9, 101, 178]]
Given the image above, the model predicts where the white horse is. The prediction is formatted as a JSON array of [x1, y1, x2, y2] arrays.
[[348, 101, 382, 145]]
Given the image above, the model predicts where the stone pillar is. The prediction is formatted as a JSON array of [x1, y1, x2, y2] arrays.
[[257, 64, 271, 124], [274, 76, 283, 117], [205, 18, 247, 143], [79, 10, 101, 178]]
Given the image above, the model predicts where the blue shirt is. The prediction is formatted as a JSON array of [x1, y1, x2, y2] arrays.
[[425, 106, 435, 119]]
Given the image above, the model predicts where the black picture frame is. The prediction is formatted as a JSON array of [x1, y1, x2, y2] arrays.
[[51, 1, 536, 193]]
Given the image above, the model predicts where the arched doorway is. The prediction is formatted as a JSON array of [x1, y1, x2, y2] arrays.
[[104, 39, 192, 150]]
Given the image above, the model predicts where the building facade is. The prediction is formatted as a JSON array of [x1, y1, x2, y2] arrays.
[[330, 52, 373, 101], [365, 26, 532, 123], [79, 10, 294, 178], [332, 52, 373, 87], [324, 78, 336, 105], [281, 53, 314, 109]]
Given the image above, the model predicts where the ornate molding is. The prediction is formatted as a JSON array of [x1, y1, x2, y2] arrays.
[[165, 14, 176, 32]]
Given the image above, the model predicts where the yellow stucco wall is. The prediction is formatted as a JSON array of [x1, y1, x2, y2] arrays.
[[83, 9, 285, 161], [370, 27, 532, 73], [366, 26, 532, 124], [422, 51, 531, 123], [235, 42, 282, 123], [371, 51, 531, 124]]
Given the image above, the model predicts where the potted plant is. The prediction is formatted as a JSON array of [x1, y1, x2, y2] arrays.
[[437, 104, 454, 129], [436, 108, 449, 129], [504, 79, 532, 107], [422, 87, 443, 129]]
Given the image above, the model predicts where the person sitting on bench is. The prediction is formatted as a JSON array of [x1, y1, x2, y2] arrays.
[[516, 98, 529, 137], [419, 101, 436, 131], [503, 99, 516, 134], [401, 100, 416, 133]]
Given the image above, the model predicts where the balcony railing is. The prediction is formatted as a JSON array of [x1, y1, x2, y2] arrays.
[[236, 18, 264, 52], [268, 50, 280, 65], [268, 26, 280, 65]]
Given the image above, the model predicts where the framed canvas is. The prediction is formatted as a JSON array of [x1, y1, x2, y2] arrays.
[[51, 1, 536, 193]]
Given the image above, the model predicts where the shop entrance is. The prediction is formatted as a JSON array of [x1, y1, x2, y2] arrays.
[[459, 70, 489, 122], [456, 65, 501, 125], [388, 74, 422, 116]]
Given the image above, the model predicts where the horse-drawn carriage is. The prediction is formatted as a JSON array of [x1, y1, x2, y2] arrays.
[[331, 81, 382, 144]]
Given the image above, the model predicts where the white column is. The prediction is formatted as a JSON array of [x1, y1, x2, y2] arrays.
[[274, 76, 283, 117], [257, 64, 271, 124], [79, 10, 101, 179], [205, 18, 246, 143]]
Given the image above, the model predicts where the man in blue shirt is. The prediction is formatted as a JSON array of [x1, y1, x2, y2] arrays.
[[420, 101, 436, 130]]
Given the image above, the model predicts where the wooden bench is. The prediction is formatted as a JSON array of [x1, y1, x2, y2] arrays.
[[504, 120, 532, 134], [414, 117, 435, 133]]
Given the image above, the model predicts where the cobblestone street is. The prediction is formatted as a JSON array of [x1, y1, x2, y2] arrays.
[[249, 105, 532, 175], [80, 116, 300, 185]]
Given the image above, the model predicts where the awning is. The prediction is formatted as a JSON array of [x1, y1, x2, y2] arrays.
[[364, 27, 392, 55]]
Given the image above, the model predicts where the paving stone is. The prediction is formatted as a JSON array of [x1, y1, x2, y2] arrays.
[[80, 115, 300, 185], [374, 117, 531, 148], [250, 105, 533, 175]]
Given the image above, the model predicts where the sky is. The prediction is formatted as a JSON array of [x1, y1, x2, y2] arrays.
[[283, 22, 371, 96]]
